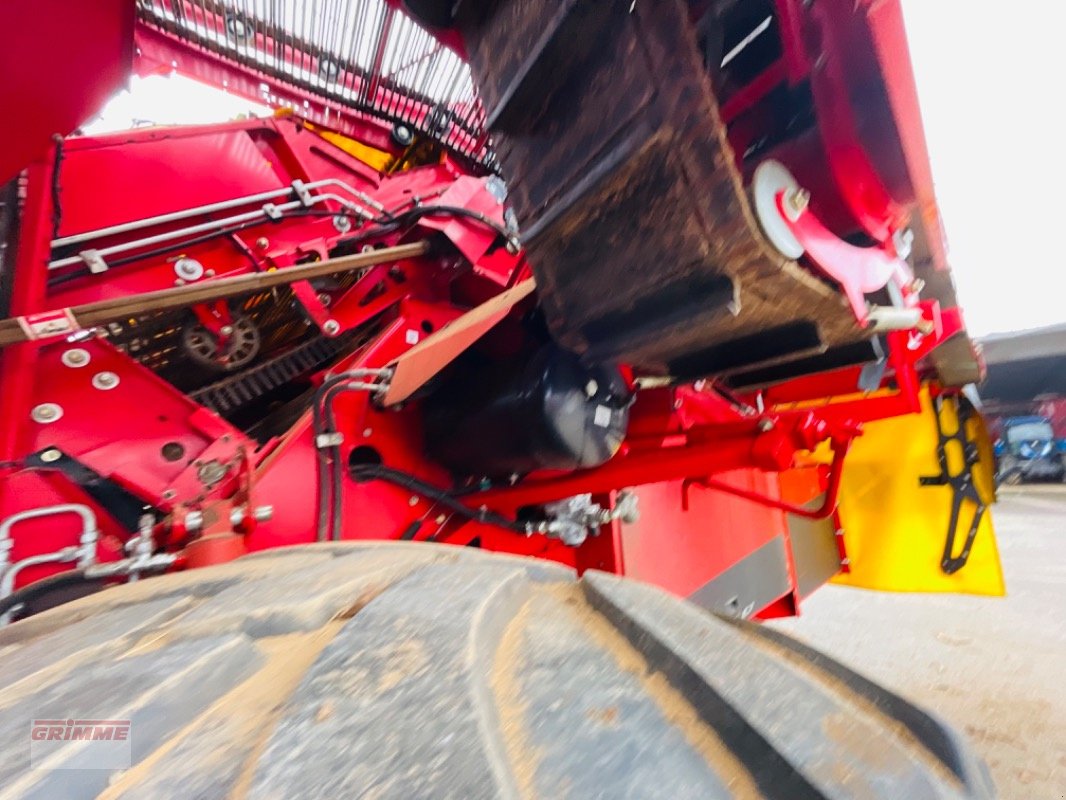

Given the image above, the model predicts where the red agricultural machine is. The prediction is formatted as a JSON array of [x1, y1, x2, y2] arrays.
[[0, 1, 1002, 797]]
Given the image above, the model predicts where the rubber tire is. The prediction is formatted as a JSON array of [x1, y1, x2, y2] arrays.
[[0, 543, 994, 799]]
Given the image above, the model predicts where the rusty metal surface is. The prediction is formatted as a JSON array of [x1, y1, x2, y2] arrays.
[[458, 0, 866, 376]]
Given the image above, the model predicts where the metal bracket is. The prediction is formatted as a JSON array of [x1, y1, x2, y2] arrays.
[[290, 179, 314, 207], [919, 395, 989, 574], [79, 249, 109, 274]]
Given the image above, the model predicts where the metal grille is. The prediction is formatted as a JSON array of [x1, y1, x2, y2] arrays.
[[136, 0, 494, 168]]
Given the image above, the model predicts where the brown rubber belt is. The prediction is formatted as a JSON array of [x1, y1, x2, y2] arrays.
[[457, 0, 866, 377]]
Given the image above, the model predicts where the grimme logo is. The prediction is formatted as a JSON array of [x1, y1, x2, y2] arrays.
[[29, 719, 132, 770]]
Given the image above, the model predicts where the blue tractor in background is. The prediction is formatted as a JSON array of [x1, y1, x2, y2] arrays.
[[994, 415, 1065, 484]]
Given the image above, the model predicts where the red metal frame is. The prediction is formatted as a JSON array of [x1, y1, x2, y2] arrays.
[[0, 0, 973, 623]]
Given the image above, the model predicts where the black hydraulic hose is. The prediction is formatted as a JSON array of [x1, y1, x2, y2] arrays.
[[311, 372, 388, 542], [0, 569, 109, 621], [349, 463, 532, 535], [388, 204, 514, 243]]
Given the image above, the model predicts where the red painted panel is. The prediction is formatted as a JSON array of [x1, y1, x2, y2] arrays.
[[621, 470, 788, 598], [0, 0, 133, 184], [57, 127, 287, 236]]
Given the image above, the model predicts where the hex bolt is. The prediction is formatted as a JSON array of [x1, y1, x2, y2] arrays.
[[255, 237, 269, 250], [39, 448, 62, 463], [787, 188, 811, 215], [323, 320, 340, 336], [757, 418, 775, 432]]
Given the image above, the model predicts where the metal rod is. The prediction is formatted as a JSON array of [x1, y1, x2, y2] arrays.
[[0, 241, 431, 348], [50, 178, 380, 252], [49, 201, 304, 270]]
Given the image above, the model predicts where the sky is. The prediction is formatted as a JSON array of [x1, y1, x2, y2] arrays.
[[900, 0, 1066, 336], [85, 2, 1063, 337]]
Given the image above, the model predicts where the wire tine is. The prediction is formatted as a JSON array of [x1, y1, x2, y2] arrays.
[[136, 0, 495, 167]]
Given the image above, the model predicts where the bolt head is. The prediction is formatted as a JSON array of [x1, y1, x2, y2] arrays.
[[256, 237, 269, 250], [40, 448, 62, 463], [62, 348, 90, 367], [173, 257, 205, 281], [787, 188, 811, 215], [92, 371, 119, 390], [31, 403, 62, 423], [408, 496, 419, 507], [323, 320, 340, 336], [220, 325, 234, 336]]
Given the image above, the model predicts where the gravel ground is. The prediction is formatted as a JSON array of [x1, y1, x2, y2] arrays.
[[771, 487, 1066, 799]]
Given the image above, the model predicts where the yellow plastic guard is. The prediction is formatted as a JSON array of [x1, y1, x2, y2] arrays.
[[831, 388, 1005, 596]]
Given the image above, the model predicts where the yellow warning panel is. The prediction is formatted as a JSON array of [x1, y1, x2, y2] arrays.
[[301, 120, 396, 173], [831, 388, 1005, 596]]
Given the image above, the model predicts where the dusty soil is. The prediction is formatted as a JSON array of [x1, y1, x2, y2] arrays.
[[772, 487, 1066, 798]]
